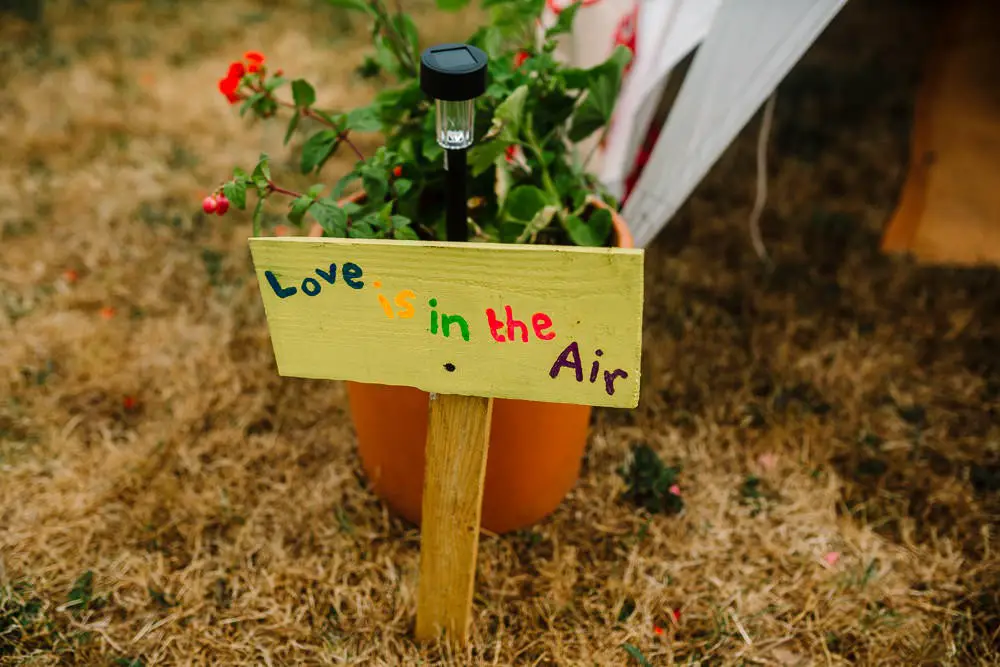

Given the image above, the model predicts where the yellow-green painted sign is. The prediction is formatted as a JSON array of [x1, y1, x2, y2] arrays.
[[249, 237, 644, 408]]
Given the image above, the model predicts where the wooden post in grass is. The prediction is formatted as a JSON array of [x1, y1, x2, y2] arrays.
[[249, 235, 644, 646]]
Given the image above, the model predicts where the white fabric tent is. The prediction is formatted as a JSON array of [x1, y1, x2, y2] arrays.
[[543, 0, 849, 248]]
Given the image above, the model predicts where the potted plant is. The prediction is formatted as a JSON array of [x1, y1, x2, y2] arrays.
[[205, 0, 634, 534]]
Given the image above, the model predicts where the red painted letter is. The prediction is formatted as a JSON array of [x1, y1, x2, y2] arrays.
[[505, 305, 529, 343], [485, 308, 506, 342], [531, 313, 555, 340]]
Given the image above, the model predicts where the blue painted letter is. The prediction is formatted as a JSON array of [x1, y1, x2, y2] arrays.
[[343, 262, 364, 289], [315, 263, 337, 285], [265, 271, 297, 299]]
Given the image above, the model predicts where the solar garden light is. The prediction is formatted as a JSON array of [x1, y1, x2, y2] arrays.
[[419, 43, 489, 243]]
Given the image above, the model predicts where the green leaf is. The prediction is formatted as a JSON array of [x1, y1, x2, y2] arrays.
[[394, 225, 419, 240], [394, 178, 413, 197], [251, 155, 270, 192], [469, 140, 510, 177], [390, 13, 420, 58], [360, 164, 389, 203], [252, 198, 265, 237], [546, 1, 581, 37], [307, 184, 326, 198], [264, 76, 288, 92], [283, 113, 300, 145], [491, 84, 529, 142], [324, 0, 372, 12], [373, 36, 401, 77], [566, 215, 596, 246], [622, 643, 652, 667], [498, 220, 526, 243], [345, 106, 383, 133], [288, 196, 314, 226], [566, 209, 612, 247], [300, 130, 338, 174], [504, 185, 549, 222], [421, 133, 443, 162], [291, 79, 316, 108], [568, 100, 605, 142], [311, 199, 348, 236], [223, 179, 247, 210], [239, 91, 265, 116], [390, 215, 412, 231], [348, 221, 377, 239], [332, 173, 361, 200], [589, 207, 613, 245]]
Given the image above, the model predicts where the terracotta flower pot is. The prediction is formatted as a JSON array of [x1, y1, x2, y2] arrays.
[[306, 197, 634, 534]]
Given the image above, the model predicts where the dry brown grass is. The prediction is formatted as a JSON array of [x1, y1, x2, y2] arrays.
[[1, 0, 998, 664]]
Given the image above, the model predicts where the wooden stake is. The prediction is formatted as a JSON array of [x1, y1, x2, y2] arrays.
[[414, 393, 494, 646]]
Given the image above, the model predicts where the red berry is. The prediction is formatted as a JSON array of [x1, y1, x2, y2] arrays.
[[202, 196, 218, 214], [215, 195, 230, 215], [392, 166, 403, 178]]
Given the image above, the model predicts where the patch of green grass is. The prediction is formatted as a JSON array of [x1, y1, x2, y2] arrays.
[[113, 658, 145, 667], [617, 597, 636, 623], [66, 570, 107, 616], [148, 586, 176, 610], [0, 581, 44, 654], [622, 642, 652, 666], [618, 443, 684, 515], [738, 475, 779, 516]]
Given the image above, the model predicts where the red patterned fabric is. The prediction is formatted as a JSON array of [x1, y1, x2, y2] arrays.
[[541, 0, 650, 195]]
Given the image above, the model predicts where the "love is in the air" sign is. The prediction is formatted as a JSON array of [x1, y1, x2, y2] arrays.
[[249, 236, 644, 408]]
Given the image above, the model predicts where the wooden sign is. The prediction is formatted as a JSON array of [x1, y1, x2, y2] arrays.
[[249, 237, 645, 408], [250, 234, 644, 647]]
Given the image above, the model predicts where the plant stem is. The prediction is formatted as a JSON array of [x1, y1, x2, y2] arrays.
[[524, 114, 559, 203], [250, 81, 367, 163], [267, 181, 303, 198], [372, 0, 417, 77], [301, 108, 367, 162]]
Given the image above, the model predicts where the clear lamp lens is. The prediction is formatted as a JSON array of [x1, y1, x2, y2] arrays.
[[435, 99, 475, 150]]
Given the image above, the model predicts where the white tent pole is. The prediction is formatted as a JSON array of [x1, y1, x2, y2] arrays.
[[621, 0, 848, 248]]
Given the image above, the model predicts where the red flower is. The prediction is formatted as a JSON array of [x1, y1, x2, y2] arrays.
[[244, 50, 265, 74], [122, 396, 137, 411], [392, 165, 403, 178], [513, 50, 530, 69], [99, 306, 116, 320], [63, 269, 79, 283], [218, 61, 246, 104]]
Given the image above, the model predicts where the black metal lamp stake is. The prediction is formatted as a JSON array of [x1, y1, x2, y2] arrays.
[[419, 44, 489, 243]]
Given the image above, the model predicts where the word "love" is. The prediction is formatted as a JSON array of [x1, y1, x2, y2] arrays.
[[264, 262, 365, 298]]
